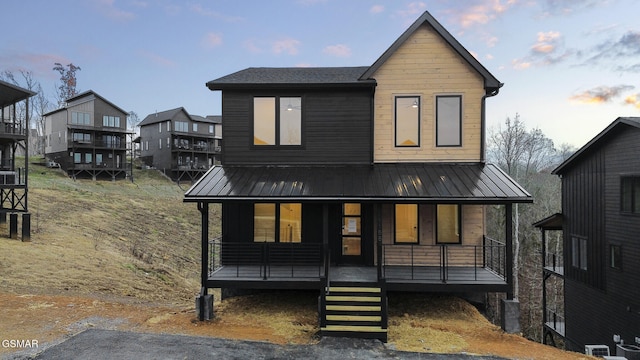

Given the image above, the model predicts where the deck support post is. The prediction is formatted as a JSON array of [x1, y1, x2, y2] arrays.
[[9, 212, 18, 239], [501, 203, 520, 333], [196, 202, 213, 321], [21, 213, 30, 242]]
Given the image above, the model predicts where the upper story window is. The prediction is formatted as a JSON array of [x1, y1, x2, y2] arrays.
[[102, 115, 121, 128], [209, 125, 214, 134], [571, 236, 588, 270], [395, 96, 420, 147], [72, 132, 91, 143], [193, 123, 198, 132], [621, 176, 640, 214], [159, 122, 162, 133], [175, 121, 188, 132], [436, 95, 462, 147], [610, 244, 622, 270], [166, 121, 170, 131], [71, 112, 90, 125], [253, 97, 301, 146]]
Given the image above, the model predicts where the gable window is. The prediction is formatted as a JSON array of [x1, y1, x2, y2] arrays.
[[436, 95, 462, 147], [71, 112, 90, 125], [571, 236, 587, 270], [102, 115, 120, 128], [253, 97, 302, 146], [175, 121, 188, 132], [395, 204, 418, 243], [395, 96, 420, 147], [621, 176, 640, 214], [254, 203, 302, 242], [436, 204, 461, 244], [610, 244, 622, 270]]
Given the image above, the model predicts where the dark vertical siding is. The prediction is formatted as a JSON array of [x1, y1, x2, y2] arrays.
[[222, 88, 372, 165], [561, 124, 640, 350]]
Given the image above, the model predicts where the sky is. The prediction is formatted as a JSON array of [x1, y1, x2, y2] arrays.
[[1, 0, 639, 148]]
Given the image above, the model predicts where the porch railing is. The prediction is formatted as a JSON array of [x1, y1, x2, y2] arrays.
[[544, 308, 565, 336], [381, 239, 506, 282], [544, 251, 563, 274], [208, 238, 325, 279]]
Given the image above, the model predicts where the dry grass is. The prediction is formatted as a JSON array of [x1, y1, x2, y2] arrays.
[[0, 160, 593, 359]]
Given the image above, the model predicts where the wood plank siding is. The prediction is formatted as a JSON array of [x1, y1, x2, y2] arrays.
[[370, 25, 485, 163], [221, 88, 373, 165]]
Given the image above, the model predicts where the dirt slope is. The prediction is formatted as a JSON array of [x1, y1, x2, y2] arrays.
[[0, 164, 591, 359]]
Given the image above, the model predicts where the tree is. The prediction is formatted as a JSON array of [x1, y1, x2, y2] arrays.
[[53, 62, 81, 107], [487, 114, 561, 341]]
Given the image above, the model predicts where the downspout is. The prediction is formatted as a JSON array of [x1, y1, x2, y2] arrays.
[[481, 85, 502, 164], [369, 84, 376, 166]]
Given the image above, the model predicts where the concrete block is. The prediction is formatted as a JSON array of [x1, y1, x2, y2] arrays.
[[195, 294, 214, 321], [501, 299, 521, 334]]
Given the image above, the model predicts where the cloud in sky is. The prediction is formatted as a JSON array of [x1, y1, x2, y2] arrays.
[[93, 0, 135, 21], [569, 85, 635, 104], [0, 52, 70, 80], [540, 0, 605, 16], [323, 44, 351, 57], [138, 50, 176, 67], [586, 30, 640, 72], [444, 0, 516, 29], [189, 4, 244, 22], [625, 94, 640, 109], [272, 38, 301, 55], [395, 1, 427, 24], [512, 30, 575, 69], [370, 5, 384, 14], [203, 32, 223, 49]]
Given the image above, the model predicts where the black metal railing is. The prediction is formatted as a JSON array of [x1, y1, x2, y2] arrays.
[[544, 251, 564, 274], [0, 168, 25, 185], [545, 308, 565, 335], [208, 238, 325, 279], [381, 240, 506, 282]]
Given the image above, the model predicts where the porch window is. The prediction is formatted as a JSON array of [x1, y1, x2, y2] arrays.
[[253, 97, 302, 146], [254, 204, 276, 242], [436, 204, 460, 244], [279, 203, 301, 243], [253, 203, 302, 243], [395, 204, 418, 243], [395, 96, 420, 147], [436, 95, 462, 147]]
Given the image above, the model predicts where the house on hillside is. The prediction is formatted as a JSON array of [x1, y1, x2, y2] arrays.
[[185, 11, 532, 341], [536, 117, 640, 356], [43, 90, 131, 180], [0, 79, 35, 240], [139, 108, 222, 182]]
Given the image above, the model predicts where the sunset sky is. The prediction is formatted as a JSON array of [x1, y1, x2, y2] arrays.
[[2, 0, 639, 148]]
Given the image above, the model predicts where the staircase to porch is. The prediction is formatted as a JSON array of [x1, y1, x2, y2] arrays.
[[320, 282, 388, 342]]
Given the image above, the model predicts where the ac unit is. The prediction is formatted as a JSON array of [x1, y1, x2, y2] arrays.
[[585, 345, 610, 357]]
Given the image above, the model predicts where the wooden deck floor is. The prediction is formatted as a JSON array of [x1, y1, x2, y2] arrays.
[[207, 265, 507, 292]]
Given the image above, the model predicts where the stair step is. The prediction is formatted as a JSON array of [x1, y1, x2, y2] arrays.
[[328, 287, 381, 293], [326, 315, 381, 322], [325, 295, 381, 302], [321, 325, 387, 333], [326, 304, 381, 312]]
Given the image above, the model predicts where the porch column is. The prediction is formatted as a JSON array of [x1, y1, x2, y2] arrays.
[[376, 203, 382, 280], [322, 204, 329, 280], [196, 201, 213, 320], [501, 203, 521, 334]]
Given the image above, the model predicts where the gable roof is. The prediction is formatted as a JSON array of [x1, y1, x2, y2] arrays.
[[206, 67, 373, 90], [65, 90, 129, 115], [139, 107, 189, 126], [553, 117, 640, 175], [0, 79, 36, 107], [360, 11, 502, 95]]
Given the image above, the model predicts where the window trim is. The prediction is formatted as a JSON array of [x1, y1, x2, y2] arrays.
[[394, 95, 421, 148], [609, 243, 622, 271], [621, 176, 640, 214], [435, 204, 462, 244], [252, 96, 303, 148], [435, 95, 463, 147]]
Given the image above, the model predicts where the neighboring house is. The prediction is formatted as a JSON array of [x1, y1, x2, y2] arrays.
[[185, 11, 532, 341], [0, 79, 35, 240], [536, 117, 640, 356], [138, 108, 221, 182], [43, 90, 131, 180]]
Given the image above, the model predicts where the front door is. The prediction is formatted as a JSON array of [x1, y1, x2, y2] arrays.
[[338, 203, 365, 265]]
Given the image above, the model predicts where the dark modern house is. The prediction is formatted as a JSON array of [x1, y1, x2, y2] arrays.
[[185, 11, 532, 341], [0, 79, 35, 240], [537, 117, 640, 357], [138, 107, 221, 182], [43, 90, 131, 180]]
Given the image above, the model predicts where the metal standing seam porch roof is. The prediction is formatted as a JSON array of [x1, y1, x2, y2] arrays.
[[184, 163, 532, 204]]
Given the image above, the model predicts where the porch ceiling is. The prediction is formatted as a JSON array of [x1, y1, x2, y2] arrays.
[[184, 163, 531, 204]]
